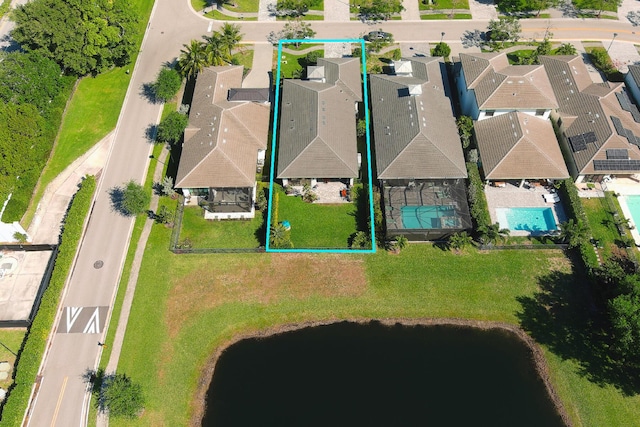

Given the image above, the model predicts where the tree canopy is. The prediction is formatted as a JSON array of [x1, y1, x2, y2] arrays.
[[354, 0, 404, 21], [152, 68, 182, 102], [11, 0, 139, 76], [487, 16, 522, 45], [495, 0, 559, 15], [157, 112, 189, 145]]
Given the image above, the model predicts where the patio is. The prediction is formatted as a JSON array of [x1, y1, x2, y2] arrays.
[[484, 182, 566, 236], [287, 181, 351, 204]]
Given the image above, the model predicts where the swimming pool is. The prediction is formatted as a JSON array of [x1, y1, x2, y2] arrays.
[[623, 195, 640, 229], [495, 207, 558, 232], [401, 206, 458, 229]]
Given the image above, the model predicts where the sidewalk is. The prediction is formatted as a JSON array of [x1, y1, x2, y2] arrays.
[[28, 133, 114, 244]]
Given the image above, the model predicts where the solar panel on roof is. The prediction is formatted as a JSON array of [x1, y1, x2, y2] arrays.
[[606, 149, 628, 159], [611, 116, 626, 135], [631, 108, 640, 123], [617, 91, 633, 111], [584, 132, 597, 144], [569, 134, 587, 152], [593, 159, 640, 171]]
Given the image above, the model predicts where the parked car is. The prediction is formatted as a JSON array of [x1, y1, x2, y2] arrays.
[[366, 31, 391, 41]]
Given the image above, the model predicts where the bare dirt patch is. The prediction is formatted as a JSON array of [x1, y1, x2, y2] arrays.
[[164, 253, 366, 338]]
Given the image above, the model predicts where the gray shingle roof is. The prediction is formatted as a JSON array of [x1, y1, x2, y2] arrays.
[[175, 66, 269, 189], [370, 57, 467, 180], [276, 58, 361, 179], [474, 112, 569, 180], [459, 53, 557, 111]]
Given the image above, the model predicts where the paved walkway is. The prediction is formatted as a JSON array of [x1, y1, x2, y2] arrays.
[[619, 0, 640, 24], [401, 0, 421, 21], [571, 41, 606, 83], [258, 0, 276, 21], [243, 43, 274, 87], [28, 134, 114, 244], [324, 0, 350, 21], [608, 40, 640, 73], [468, 0, 497, 19]]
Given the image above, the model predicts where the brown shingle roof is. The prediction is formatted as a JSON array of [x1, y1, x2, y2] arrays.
[[277, 58, 361, 179], [370, 57, 466, 180], [175, 66, 269, 189], [474, 112, 569, 180]]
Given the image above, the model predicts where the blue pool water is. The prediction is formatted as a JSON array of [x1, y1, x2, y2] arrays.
[[401, 206, 458, 229], [495, 207, 558, 232], [624, 195, 640, 229]]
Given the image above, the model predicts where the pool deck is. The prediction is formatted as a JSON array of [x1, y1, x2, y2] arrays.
[[485, 183, 566, 236]]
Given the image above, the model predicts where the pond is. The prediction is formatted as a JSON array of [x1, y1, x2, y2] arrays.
[[202, 321, 566, 426]]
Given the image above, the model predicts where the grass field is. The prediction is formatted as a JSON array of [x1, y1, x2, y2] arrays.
[[205, 9, 258, 20], [275, 49, 324, 78], [419, 0, 470, 10], [179, 206, 265, 248], [573, 0, 618, 12], [110, 229, 640, 427], [421, 13, 472, 19]]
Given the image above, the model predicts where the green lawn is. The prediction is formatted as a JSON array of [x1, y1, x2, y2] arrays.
[[0, 329, 26, 391], [23, 0, 156, 228], [225, 0, 259, 13], [573, 0, 618, 12], [582, 196, 620, 258], [419, 0, 470, 10], [309, 0, 323, 11], [506, 48, 537, 64], [421, 13, 472, 19], [277, 14, 325, 20], [111, 228, 640, 427], [178, 206, 265, 248], [276, 50, 324, 78], [275, 188, 357, 248], [205, 9, 258, 20]]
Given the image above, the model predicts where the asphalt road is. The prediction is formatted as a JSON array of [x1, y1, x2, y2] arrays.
[[22, 1, 640, 426]]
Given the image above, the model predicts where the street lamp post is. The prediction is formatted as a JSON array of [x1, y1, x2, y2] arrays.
[[440, 32, 445, 44], [607, 32, 618, 53]]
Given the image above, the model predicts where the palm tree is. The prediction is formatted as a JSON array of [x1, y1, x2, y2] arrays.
[[558, 219, 589, 248], [270, 224, 293, 249], [203, 32, 231, 66], [177, 40, 208, 79], [479, 223, 510, 246], [220, 23, 243, 57], [448, 231, 472, 253]]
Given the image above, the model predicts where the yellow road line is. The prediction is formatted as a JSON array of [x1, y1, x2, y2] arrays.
[[50, 376, 68, 427]]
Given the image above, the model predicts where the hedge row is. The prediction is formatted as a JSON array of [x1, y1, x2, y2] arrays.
[[557, 178, 599, 269], [466, 162, 491, 233], [0, 175, 96, 426]]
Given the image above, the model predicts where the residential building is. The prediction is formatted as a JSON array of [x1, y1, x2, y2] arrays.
[[455, 52, 558, 121], [276, 57, 362, 188], [474, 112, 569, 183], [175, 66, 270, 219], [625, 64, 640, 105], [370, 57, 471, 241], [541, 55, 640, 182]]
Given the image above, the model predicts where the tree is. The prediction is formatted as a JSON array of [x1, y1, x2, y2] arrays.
[[12, 0, 138, 76], [448, 231, 473, 253], [178, 40, 208, 79], [355, 0, 404, 21], [152, 68, 182, 102], [274, 0, 310, 16], [609, 288, 640, 363], [487, 16, 521, 47], [219, 23, 243, 57], [157, 112, 189, 145], [555, 43, 577, 55], [456, 116, 474, 149], [478, 222, 510, 245], [120, 180, 150, 216], [203, 32, 231, 66], [159, 176, 174, 197], [350, 231, 372, 249], [431, 42, 451, 58], [558, 218, 589, 248], [95, 372, 144, 419], [0, 52, 65, 115], [270, 223, 294, 248], [595, 0, 622, 18], [269, 20, 316, 47], [305, 50, 322, 65]]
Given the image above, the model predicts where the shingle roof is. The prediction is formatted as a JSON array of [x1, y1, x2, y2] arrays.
[[370, 57, 467, 180], [276, 57, 361, 179], [540, 55, 640, 175], [175, 66, 269, 189], [459, 53, 558, 111], [474, 112, 569, 180]]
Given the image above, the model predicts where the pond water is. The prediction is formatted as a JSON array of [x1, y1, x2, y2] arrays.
[[202, 321, 565, 427]]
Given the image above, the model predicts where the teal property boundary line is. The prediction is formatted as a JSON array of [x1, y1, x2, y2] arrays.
[[265, 39, 376, 253]]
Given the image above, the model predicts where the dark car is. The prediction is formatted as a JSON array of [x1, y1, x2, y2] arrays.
[[366, 31, 391, 41]]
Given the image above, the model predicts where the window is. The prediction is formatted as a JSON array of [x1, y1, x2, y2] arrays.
[[535, 109, 545, 116], [485, 110, 495, 117]]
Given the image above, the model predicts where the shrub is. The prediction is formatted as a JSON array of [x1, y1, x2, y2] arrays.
[[95, 372, 145, 419], [305, 50, 321, 65], [152, 67, 182, 102], [465, 162, 491, 236], [156, 111, 188, 145], [0, 176, 96, 426], [431, 42, 451, 58], [557, 178, 598, 269]]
